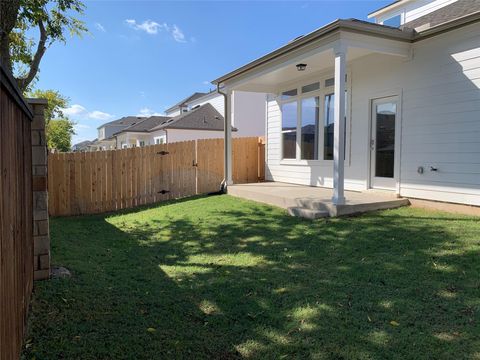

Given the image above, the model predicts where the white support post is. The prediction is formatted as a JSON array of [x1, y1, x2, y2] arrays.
[[225, 89, 233, 185], [332, 45, 346, 205]]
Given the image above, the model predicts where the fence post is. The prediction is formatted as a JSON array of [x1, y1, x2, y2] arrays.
[[28, 98, 50, 280]]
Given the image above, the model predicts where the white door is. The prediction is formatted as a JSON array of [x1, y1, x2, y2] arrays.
[[370, 97, 398, 190]]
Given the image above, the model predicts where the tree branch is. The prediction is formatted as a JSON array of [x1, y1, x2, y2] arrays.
[[17, 19, 47, 91]]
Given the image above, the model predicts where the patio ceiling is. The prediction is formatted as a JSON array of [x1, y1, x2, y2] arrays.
[[219, 29, 412, 93]]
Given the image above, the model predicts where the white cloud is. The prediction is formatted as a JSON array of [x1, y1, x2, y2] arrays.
[[62, 104, 114, 121], [171, 25, 186, 43], [202, 80, 211, 85], [95, 22, 106, 32], [63, 104, 87, 117], [125, 19, 189, 42], [88, 110, 114, 121], [75, 124, 91, 130], [125, 19, 164, 35], [137, 107, 163, 117]]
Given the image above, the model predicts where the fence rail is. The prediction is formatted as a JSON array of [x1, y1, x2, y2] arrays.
[[1, 65, 34, 360], [48, 137, 265, 216]]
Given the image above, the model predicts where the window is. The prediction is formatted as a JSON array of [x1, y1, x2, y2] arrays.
[[301, 97, 319, 160], [383, 15, 401, 27], [323, 93, 347, 160], [281, 101, 297, 159], [155, 137, 165, 145], [302, 82, 320, 94], [281, 88, 297, 100], [139, 140, 145, 147], [324, 94, 335, 160], [279, 76, 349, 162]]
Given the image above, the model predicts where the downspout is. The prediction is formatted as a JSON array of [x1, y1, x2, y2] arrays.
[[217, 83, 228, 193]]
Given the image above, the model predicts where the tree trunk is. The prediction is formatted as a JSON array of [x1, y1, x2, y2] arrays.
[[0, 0, 21, 72]]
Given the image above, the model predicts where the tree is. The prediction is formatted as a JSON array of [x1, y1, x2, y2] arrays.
[[0, 0, 87, 92], [29, 89, 68, 125], [47, 119, 75, 152], [28, 89, 76, 151]]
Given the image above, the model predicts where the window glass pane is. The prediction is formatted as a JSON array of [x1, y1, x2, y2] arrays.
[[325, 78, 335, 88], [301, 97, 319, 160], [301, 82, 320, 94], [375, 103, 396, 178], [282, 101, 297, 159], [383, 15, 401, 27], [324, 94, 335, 160], [281, 88, 297, 100]]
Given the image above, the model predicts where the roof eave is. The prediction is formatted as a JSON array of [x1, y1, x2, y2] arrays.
[[212, 19, 413, 86]]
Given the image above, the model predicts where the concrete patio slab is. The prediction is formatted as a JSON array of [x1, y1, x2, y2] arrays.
[[228, 182, 410, 219]]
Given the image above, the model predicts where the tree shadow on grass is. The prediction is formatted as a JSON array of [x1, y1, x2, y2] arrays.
[[26, 195, 479, 359]]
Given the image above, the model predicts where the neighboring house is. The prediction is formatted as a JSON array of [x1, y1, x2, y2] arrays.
[[150, 103, 233, 143], [167, 90, 266, 137], [72, 140, 94, 152], [94, 116, 146, 150], [165, 92, 207, 117], [114, 116, 170, 148], [213, 0, 480, 207], [114, 103, 232, 147]]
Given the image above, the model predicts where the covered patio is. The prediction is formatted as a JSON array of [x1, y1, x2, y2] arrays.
[[228, 182, 409, 219], [214, 20, 414, 212]]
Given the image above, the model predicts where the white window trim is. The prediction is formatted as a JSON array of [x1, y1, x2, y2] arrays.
[[278, 71, 351, 166]]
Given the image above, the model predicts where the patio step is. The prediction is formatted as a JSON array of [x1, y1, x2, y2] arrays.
[[287, 207, 330, 219]]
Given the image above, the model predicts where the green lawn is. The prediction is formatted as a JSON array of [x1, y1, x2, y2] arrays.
[[24, 195, 479, 360]]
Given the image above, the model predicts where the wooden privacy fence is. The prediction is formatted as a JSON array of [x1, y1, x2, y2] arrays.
[[0, 65, 34, 359], [48, 137, 265, 216]]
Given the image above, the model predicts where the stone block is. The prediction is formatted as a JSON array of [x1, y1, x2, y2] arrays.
[[34, 269, 50, 281], [32, 146, 47, 165], [36, 220, 49, 236], [34, 236, 49, 254], [34, 256, 39, 271], [31, 115, 45, 130], [32, 131, 40, 146], [34, 191, 48, 210], [39, 254, 50, 270], [33, 165, 47, 176], [33, 176, 47, 191], [34, 209, 48, 221]]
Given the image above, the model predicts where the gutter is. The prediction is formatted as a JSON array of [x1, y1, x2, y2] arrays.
[[216, 83, 228, 193]]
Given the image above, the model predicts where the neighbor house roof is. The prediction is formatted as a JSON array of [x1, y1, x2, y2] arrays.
[[115, 116, 171, 135], [72, 140, 93, 150], [401, 0, 480, 30], [212, 13, 480, 85], [165, 92, 207, 113], [97, 116, 146, 129], [151, 103, 229, 132]]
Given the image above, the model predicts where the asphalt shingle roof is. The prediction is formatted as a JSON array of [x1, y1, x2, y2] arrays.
[[151, 103, 227, 132], [98, 116, 147, 129], [402, 0, 480, 30], [119, 116, 171, 133], [165, 92, 208, 113]]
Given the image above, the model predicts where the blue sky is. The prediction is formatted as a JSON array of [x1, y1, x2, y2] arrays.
[[34, 0, 391, 144]]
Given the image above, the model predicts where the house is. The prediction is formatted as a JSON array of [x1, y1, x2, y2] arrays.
[[114, 103, 232, 147], [166, 89, 266, 137], [213, 0, 480, 208], [114, 116, 171, 148], [92, 116, 146, 150], [72, 140, 94, 152]]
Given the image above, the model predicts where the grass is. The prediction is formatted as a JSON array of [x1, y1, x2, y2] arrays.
[[23, 195, 479, 359]]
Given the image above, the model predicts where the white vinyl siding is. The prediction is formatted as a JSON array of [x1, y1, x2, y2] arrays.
[[376, 0, 458, 25]]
